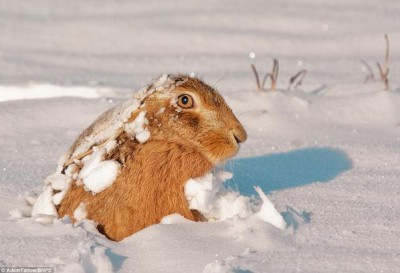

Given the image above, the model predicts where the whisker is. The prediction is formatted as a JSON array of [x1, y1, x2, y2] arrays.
[[212, 77, 227, 89]]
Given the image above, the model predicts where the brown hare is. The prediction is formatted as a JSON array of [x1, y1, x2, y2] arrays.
[[32, 74, 247, 241]]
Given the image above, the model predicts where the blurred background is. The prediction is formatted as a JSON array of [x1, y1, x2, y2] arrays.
[[0, 0, 399, 93]]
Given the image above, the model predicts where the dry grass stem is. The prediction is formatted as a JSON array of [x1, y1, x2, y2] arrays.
[[288, 69, 308, 90], [251, 64, 262, 91], [376, 33, 390, 90], [252, 59, 279, 92], [252, 59, 307, 92], [361, 34, 390, 90], [361, 60, 376, 83]]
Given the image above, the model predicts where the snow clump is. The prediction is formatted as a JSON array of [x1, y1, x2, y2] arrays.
[[124, 111, 150, 143], [78, 146, 121, 194], [185, 170, 286, 229], [73, 202, 87, 222]]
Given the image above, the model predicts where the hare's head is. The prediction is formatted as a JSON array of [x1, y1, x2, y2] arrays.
[[134, 74, 247, 164]]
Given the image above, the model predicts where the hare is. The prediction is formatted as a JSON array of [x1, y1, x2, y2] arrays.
[[33, 74, 247, 241]]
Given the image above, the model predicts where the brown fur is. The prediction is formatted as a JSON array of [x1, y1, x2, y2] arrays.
[[58, 136, 210, 241], [57, 75, 247, 241]]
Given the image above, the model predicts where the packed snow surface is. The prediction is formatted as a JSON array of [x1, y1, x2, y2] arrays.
[[0, 84, 116, 102], [1, 0, 400, 273]]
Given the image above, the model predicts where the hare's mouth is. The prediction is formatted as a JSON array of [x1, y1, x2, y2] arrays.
[[228, 131, 243, 149], [233, 134, 242, 144], [230, 128, 247, 144]]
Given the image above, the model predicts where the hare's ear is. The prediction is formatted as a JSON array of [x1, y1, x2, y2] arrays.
[[62, 106, 143, 169], [126, 107, 142, 123], [62, 127, 124, 168]]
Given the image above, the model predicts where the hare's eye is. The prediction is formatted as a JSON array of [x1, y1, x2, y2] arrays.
[[177, 94, 194, 109]]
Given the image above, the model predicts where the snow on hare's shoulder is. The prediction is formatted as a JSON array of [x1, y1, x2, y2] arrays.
[[33, 74, 247, 241]]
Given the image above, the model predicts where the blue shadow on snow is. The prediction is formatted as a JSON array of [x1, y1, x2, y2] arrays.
[[105, 248, 127, 271], [224, 147, 352, 196]]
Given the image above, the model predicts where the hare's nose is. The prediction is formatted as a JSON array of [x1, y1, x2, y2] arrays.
[[232, 125, 247, 144]]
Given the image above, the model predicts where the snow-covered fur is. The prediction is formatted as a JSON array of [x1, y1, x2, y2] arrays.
[[34, 74, 247, 241]]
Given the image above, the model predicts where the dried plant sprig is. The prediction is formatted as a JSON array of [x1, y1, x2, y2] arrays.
[[261, 59, 279, 91], [271, 59, 279, 91], [251, 59, 279, 92], [252, 59, 307, 92], [361, 60, 376, 83], [287, 69, 308, 91], [376, 33, 390, 90], [251, 64, 262, 91], [361, 34, 390, 90]]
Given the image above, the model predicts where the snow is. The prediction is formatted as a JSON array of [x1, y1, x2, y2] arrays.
[[185, 171, 286, 228], [73, 202, 87, 222], [67, 97, 141, 161], [77, 145, 121, 194], [82, 160, 120, 194], [160, 213, 191, 225], [31, 187, 58, 217], [255, 186, 286, 229], [203, 262, 236, 273], [1, 0, 400, 272], [46, 174, 70, 191], [135, 130, 150, 143], [79, 148, 106, 180], [52, 189, 67, 206], [124, 111, 150, 143], [59, 240, 114, 273], [185, 171, 253, 221], [8, 208, 26, 219], [0, 84, 116, 102]]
